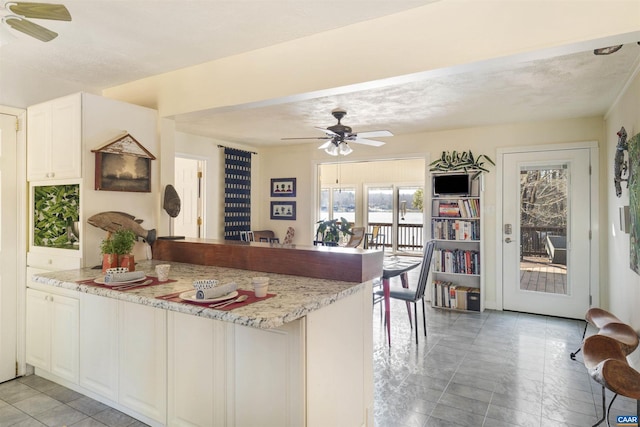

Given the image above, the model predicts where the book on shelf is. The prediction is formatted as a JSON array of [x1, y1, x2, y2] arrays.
[[431, 219, 480, 240], [434, 248, 481, 274], [433, 283, 480, 311]]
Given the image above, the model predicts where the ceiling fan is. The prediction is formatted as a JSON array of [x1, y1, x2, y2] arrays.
[[281, 108, 393, 156], [1, 2, 71, 42]]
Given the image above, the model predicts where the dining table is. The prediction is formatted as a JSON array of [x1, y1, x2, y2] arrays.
[[381, 256, 422, 346]]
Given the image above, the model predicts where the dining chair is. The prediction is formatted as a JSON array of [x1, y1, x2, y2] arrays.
[[374, 240, 436, 344], [345, 227, 366, 247]]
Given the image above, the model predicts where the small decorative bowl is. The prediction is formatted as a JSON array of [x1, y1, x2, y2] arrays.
[[106, 267, 129, 275], [193, 279, 218, 291]]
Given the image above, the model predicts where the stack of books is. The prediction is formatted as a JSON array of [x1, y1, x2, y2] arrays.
[[433, 249, 480, 274], [433, 281, 480, 311]]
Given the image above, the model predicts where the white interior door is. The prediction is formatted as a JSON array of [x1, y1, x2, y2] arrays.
[[174, 156, 204, 238], [0, 114, 18, 381], [502, 148, 592, 319]]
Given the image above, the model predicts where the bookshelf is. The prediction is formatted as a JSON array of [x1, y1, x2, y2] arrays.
[[430, 172, 484, 312]]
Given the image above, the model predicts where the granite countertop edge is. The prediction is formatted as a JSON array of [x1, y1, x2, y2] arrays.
[[30, 260, 368, 330]]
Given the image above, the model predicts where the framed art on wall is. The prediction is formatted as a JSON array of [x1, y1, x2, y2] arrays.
[[271, 178, 296, 197], [271, 201, 296, 220]]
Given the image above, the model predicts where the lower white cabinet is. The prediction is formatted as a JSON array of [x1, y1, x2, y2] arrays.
[[26, 288, 79, 384], [79, 293, 118, 401], [118, 301, 167, 424], [167, 312, 304, 427]]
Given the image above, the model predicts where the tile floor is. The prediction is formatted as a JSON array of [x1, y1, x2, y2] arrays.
[[0, 299, 635, 426], [373, 298, 638, 427], [0, 375, 147, 426]]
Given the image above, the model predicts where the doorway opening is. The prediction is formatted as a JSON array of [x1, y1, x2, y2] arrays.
[[174, 155, 205, 239]]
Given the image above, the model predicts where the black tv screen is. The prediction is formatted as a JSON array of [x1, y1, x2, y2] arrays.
[[433, 174, 470, 196]]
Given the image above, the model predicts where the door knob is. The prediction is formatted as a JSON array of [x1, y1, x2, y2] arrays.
[[505, 237, 513, 243]]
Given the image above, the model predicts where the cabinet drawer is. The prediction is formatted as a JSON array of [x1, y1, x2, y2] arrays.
[[27, 252, 81, 271]]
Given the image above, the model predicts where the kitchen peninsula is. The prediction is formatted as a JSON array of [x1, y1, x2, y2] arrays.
[[29, 240, 382, 427]]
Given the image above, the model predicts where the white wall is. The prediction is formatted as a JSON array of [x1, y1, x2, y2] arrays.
[[81, 93, 158, 268], [604, 69, 640, 330]]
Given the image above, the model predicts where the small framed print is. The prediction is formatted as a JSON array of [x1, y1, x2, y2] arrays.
[[271, 201, 296, 220], [271, 178, 296, 197]]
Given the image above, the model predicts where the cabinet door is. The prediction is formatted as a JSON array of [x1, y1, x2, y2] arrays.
[[79, 293, 118, 400], [50, 294, 79, 383], [25, 289, 51, 370], [167, 312, 220, 427], [119, 301, 167, 424], [26, 104, 52, 181], [49, 94, 81, 179]]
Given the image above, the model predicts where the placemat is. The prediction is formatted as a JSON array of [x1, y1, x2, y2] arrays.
[[77, 276, 177, 291], [156, 288, 276, 311]]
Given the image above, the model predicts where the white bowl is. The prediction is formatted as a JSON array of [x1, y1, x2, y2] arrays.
[[193, 279, 218, 291], [106, 267, 129, 274]]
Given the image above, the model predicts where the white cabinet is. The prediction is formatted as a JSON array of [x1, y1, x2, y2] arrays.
[[167, 310, 305, 427], [79, 293, 118, 401], [26, 288, 79, 383], [167, 312, 224, 427], [118, 301, 166, 425], [27, 93, 81, 181]]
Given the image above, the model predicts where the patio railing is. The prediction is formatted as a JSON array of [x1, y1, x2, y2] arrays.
[[366, 222, 424, 252], [521, 225, 566, 257]]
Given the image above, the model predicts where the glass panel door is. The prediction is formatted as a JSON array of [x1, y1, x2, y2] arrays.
[[397, 186, 424, 254]]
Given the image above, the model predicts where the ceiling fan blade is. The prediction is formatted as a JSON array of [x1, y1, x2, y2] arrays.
[[4, 17, 58, 41], [6, 2, 71, 21], [356, 130, 393, 138], [281, 136, 331, 140], [318, 141, 332, 149], [315, 127, 338, 137], [350, 138, 386, 147]]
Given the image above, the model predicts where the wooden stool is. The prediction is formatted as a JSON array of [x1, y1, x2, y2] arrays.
[[599, 322, 639, 356], [571, 308, 622, 360], [583, 334, 640, 427]]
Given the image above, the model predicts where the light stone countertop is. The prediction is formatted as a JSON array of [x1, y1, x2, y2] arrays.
[[31, 259, 367, 329]]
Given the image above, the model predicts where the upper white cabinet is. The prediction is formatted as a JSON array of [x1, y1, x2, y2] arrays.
[[27, 93, 81, 181]]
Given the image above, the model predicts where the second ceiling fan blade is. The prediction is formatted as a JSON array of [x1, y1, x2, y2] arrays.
[[356, 130, 393, 138], [7, 2, 72, 21], [4, 17, 58, 41], [350, 138, 386, 147]]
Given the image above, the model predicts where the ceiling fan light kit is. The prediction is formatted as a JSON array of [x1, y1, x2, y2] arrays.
[[282, 108, 393, 156]]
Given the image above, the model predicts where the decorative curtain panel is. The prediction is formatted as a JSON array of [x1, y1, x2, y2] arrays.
[[224, 147, 252, 240]]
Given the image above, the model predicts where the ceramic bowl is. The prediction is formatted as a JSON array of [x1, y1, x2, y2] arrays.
[[106, 267, 129, 275], [193, 279, 218, 291]]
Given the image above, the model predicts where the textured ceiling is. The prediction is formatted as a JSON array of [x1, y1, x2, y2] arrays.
[[2, 1, 639, 148], [174, 43, 640, 146]]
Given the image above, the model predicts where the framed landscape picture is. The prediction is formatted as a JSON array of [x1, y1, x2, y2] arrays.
[[271, 178, 296, 197], [271, 201, 296, 220]]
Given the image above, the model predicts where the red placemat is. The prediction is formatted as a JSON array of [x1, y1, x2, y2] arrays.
[[156, 288, 276, 311], [77, 276, 177, 291]]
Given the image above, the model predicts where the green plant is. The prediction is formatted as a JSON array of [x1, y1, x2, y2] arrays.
[[316, 217, 353, 244], [33, 184, 80, 248], [112, 229, 137, 255], [429, 150, 495, 178], [100, 237, 115, 254]]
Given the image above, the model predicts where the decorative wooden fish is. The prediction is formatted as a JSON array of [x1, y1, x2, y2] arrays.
[[88, 211, 156, 244]]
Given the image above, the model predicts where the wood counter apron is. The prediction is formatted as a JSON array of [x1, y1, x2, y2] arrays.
[[29, 259, 375, 427]]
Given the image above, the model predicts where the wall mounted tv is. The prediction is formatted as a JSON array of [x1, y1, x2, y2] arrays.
[[432, 173, 471, 197]]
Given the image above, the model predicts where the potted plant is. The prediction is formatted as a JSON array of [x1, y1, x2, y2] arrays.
[[100, 236, 118, 273], [429, 150, 495, 178], [112, 229, 137, 271], [315, 217, 353, 246]]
